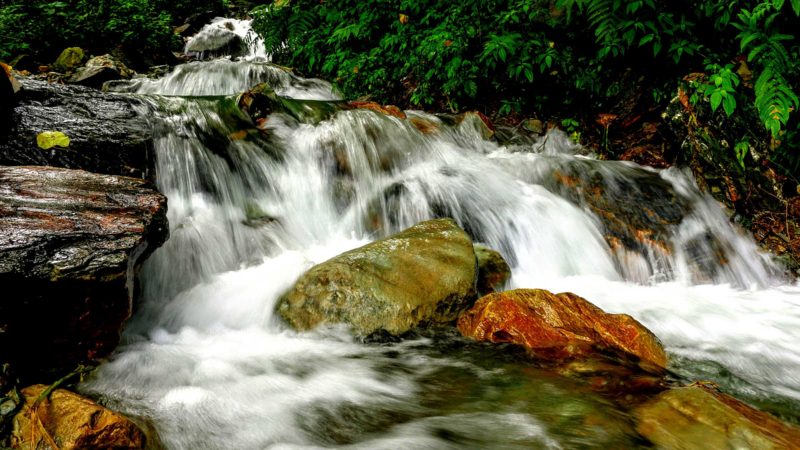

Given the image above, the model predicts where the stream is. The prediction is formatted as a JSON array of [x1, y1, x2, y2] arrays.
[[81, 18, 800, 449]]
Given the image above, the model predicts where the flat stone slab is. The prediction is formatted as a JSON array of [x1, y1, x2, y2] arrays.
[[0, 165, 168, 381], [0, 79, 154, 179]]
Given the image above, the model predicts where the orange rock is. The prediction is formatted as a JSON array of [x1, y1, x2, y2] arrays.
[[457, 111, 495, 139], [409, 117, 440, 134], [228, 130, 248, 141], [11, 385, 145, 449], [348, 101, 407, 119], [457, 289, 667, 370]]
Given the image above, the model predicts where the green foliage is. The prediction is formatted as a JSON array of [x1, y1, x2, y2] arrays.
[[734, 139, 751, 170], [0, 0, 226, 64], [251, 0, 798, 148], [694, 63, 740, 117], [560, 118, 582, 143], [251, 0, 576, 112], [558, 0, 799, 139], [733, 2, 799, 137]]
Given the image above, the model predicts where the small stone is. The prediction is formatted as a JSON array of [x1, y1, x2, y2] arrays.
[[522, 118, 545, 134], [53, 47, 85, 72], [474, 243, 511, 295]]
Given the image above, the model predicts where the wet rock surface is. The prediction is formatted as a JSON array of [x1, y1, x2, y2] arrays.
[[238, 82, 340, 126], [11, 384, 145, 450], [458, 288, 668, 370], [0, 79, 154, 179], [474, 243, 511, 295], [634, 383, 800, 450], [548, 162, 689, 262], [1, 65, 21, 130], [278, 218, 477, 336], [68, 55, 135, 90], [0, 166, 168, 381], [345, 101, 406, 119]]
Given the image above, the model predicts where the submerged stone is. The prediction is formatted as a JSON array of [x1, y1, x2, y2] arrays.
[[634, 383, 800, 449], [346, 101, 406, 119], [457, 289, 668, 370], [0, 166, 168, 381], [11, 385, 144, 449], [278, 218, 477, 336], [238, 83, 340, 126]]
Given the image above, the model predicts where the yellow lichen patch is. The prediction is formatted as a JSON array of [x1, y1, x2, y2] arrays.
[[36, 131, 70, 149]]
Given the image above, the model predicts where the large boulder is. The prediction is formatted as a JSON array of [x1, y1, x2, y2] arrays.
[[0, 166, 168, 381], [278, 218, 478, 336], [457, 289, 667, 370], [0, 79, 154, 179], [474, 243, 511, 295], [634, 383, 800, 449], [11, 385, 144, 449]]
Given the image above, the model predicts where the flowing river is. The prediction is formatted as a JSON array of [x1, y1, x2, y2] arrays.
[[82, 18, 800, 449]]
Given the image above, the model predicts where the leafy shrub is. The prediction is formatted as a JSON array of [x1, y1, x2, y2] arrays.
[[251, 0, 799, 176], [252, 0, 578, 113], [0, 0, 226, 65]]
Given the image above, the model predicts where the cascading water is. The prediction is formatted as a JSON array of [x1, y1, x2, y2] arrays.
[[83, 19, 800, 449]]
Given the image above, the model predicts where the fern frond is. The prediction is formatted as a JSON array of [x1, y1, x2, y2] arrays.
[[755, 63, 799, 136]]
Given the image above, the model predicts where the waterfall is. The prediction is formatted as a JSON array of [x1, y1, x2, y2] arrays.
[[82, 19, 800, 449]]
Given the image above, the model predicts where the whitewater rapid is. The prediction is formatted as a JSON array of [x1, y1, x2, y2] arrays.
[[82, 19, 800, 449]]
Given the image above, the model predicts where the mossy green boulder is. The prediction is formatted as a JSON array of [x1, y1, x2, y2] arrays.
[[278, 218, 478, 336], [53, 47, 85, 72]]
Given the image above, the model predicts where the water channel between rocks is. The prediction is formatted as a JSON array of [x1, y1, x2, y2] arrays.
[[81, 18, 800, 450]]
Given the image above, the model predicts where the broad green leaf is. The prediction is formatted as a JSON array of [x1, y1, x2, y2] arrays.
[[36, 131, 70, 150], [723, 94, 736, 116], [710, 91, 723, 111]]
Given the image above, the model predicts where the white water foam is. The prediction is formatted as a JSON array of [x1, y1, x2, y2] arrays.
[[82, 18, 800, 449]]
